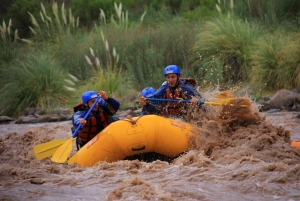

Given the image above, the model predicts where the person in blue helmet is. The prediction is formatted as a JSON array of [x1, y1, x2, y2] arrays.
[[72, 90, 120, 149], [139, 65, 203, 118], [140, 87, 156, 115]]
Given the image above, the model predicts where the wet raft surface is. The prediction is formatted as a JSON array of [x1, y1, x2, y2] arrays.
[[1, 102, 300, 201]]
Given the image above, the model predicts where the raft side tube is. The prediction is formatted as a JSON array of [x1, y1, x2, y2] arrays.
[[68, 115, 195, 167]]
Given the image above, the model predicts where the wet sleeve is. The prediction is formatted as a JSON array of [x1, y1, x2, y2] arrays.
[[153, 84, 167, 99], [143, 85, 167, 114], [141, 107, 146, 116], [99, 97, 120, 115], [72, 111, 86, 128], [144, 103, 160, 114], [184, 84, 203, 99]]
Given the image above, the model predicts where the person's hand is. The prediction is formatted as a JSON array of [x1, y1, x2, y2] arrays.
[[190, 97, 199, 105], [139, 96, 147, 106], [98, 91, 108, 100], [79, 118, 87, 126]]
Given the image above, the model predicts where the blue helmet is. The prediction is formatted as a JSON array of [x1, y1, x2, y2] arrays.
[[82, 91, 98, 103], [164, 65, 180, 76], [141, 87, 156, 98]]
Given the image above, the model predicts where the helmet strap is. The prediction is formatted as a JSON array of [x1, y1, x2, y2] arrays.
[[175, 75, 180, 86]]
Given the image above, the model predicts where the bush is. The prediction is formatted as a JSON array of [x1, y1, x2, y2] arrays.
[[0, 19, 19, 67], [123, 19, 198, 90], [0, 48, 75, 117], [250, 30, 300, 91], [25, 2, 90, 80], [234, 0, 300, 23], [191, 16, 259, 87], [71, 0, 119, 26], [182, 0, 218, 20], [5, 0, 41, 37]]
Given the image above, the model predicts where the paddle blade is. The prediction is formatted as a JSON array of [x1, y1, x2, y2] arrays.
[[218, 98, 259, 122], [204, 98, 251, 107], [291, 141, 300, 147], [215, 90, 235, 99], [34, 139, 68, 160], [51, 138, 75, 163]]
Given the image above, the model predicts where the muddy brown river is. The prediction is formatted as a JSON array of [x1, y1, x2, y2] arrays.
[[0, 104, 300, 200]]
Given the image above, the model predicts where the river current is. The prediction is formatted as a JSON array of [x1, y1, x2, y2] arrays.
[[0, 100, 300, 201]]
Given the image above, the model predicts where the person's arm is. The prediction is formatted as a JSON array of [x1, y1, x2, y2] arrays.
[[138, 84, 167, 115], [72, 110, 87, 128], [141, 107, 146, 116], [96, 90, 120, 115], [183, 84, 203, 99], [182, 83, 204, 105], [144, 85, 167, 114], [98, 97, 120, 115]]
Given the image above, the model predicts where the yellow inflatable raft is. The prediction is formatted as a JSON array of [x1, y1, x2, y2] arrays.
[[68, 115, 196, 167]]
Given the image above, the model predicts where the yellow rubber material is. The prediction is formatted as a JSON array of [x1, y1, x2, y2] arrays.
[[68, 115, 196, 167]]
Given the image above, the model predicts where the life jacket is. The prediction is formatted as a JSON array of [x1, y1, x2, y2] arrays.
[[161, 85, 186, 116], [73, 103, 109, 144]]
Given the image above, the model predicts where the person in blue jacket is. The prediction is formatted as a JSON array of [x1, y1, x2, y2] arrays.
[[139, 65, 203, 118], [72, 90, 120, 149], [140, 87, 156, 115]]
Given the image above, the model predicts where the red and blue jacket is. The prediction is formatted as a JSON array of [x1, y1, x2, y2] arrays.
[[72, 97, 120, 143]]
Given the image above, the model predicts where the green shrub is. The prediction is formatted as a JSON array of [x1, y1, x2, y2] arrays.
[[0, 19, 19, 67], [250, 31, 300, 91], [123, 19, 198, 90], [51, 31, 93, 80], [233, 0, 300, 23], [26, 2, 80, 43], [182, 0, 218, 20], [24, 2, 90, 79], [191, 16, 259, 87], [82, 43, 123, 95], [0, 48, 76, 117], [71, 0, 118, 26], [5, 0, 41, 37]]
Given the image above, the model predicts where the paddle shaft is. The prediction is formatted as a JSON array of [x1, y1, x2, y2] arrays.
[[145, 97, 248, 107], [72, 96, 101, 138], [146, 98, 204, 105]]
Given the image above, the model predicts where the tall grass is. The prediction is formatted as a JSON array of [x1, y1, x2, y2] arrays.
[[82, 43, 123, 96], [250, 30, 300, 91], [0, 19, 19, 66], [0, 49, 76, 117], [2, 0, 300, 114], [123, 19, 198, 90], [233, 0, 300, 24], [26, 2, 79, 43], [24, 2, 94, 80], [191, 16, 259, 88]]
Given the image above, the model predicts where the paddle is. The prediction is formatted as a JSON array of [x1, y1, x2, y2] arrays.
[[34, 139, 69, 160], [291, 141, 300, 147], [51, 96, 100, 163], [214, 90, 235, 99], [146, 97, 250, 107]]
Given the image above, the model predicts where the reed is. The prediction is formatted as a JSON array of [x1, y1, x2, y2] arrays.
[[27, 2, 79, 43], [122, 19, 197, 89], [0, 19, 19, 66], [250, 30, 300, 91], [82, 39, 123, 97], [191, 16, 259, 87], [0, 48, 76, 117]]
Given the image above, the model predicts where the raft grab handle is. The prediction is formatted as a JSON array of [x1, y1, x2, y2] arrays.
[[132, 145, 146, 151]]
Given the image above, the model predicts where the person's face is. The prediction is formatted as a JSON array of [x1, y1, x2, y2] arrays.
[[166, 73, 178, 87], [86, 98, 99, 111]]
